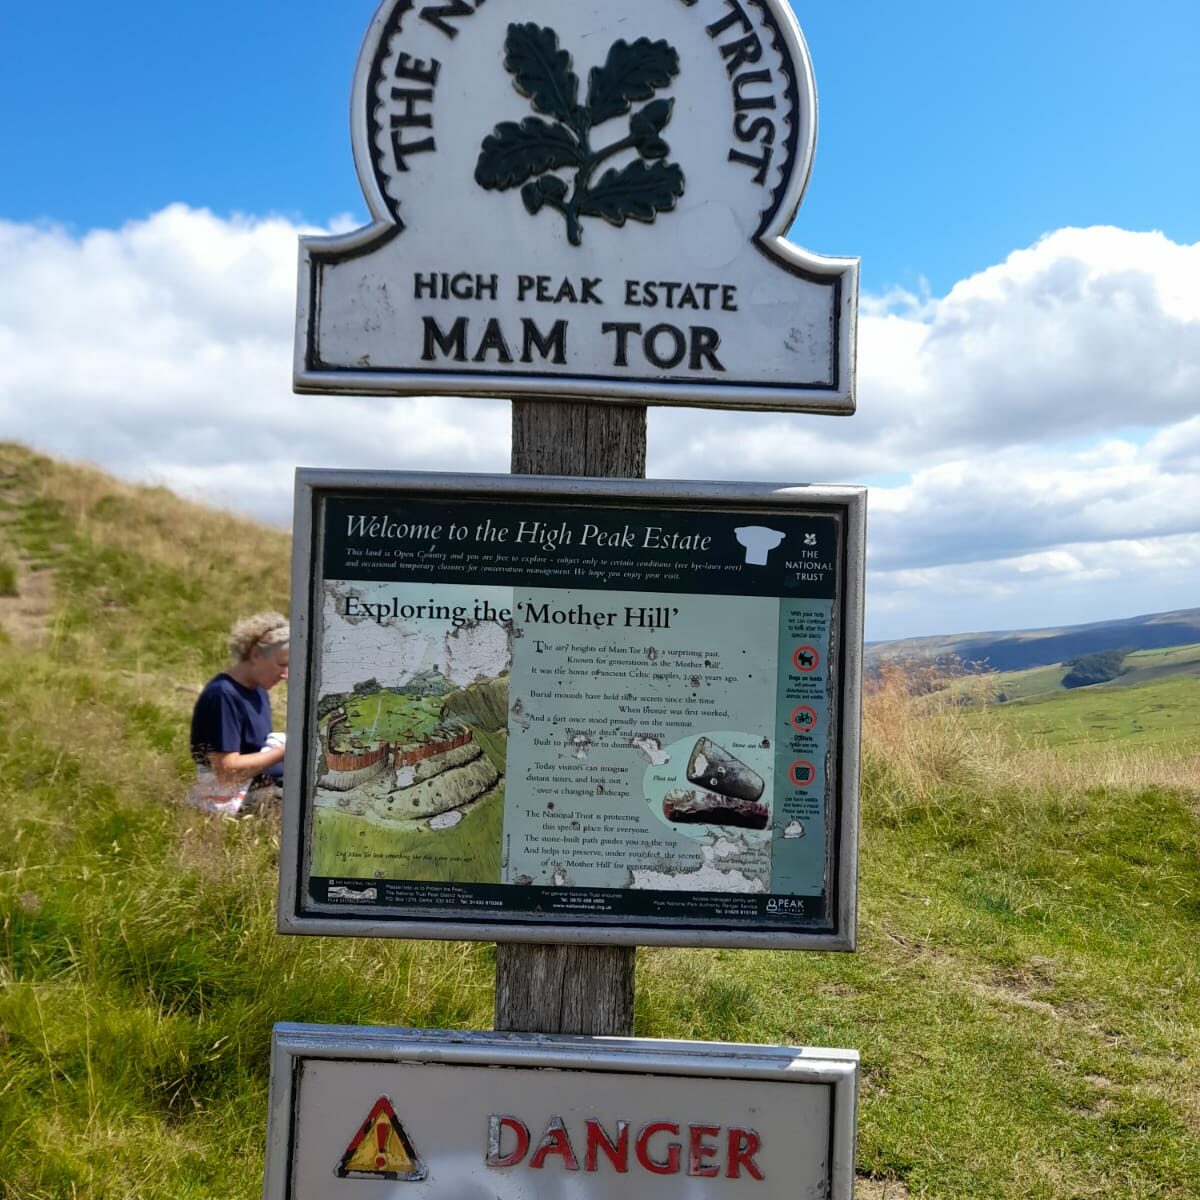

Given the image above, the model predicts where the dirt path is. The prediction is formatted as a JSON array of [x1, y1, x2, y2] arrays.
[[0, 477, 55, 651], [857, 1176, 913, 1199]]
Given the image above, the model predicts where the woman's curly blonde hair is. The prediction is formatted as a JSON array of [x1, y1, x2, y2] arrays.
[[229, 612, 290, 662]]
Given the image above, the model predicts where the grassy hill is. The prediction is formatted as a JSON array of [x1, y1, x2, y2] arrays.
[[982, 642, 1200, 701], [1, 443, 1198, 1199], [868, 609, 1200, 674], [989, 673, 1200, 757]]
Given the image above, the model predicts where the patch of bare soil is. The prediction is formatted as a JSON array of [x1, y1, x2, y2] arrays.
[[0, 462, 55, 649], [0, 554, 54, 650], [970, 957, 1083, 1019], [857, 1175, 914, 1199]]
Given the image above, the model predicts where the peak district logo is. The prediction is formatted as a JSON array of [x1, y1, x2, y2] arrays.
[[474, 23, 685, 246]]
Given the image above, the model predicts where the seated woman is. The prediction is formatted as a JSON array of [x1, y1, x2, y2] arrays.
[[188, 612, 290, 815]]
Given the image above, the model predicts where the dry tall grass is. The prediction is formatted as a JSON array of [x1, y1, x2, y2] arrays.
[[862, 663, 1009, 812], [7, 443, 289, 583], [862, 662, 1200, 816], [0, 442, 290, 690]]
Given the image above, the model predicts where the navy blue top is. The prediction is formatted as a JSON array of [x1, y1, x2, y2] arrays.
[[190, 673, 282, 782]]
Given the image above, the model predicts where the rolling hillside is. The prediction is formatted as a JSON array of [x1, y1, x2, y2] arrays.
[[868, 608, 1200, 673], [975, 642, 1200, 699]]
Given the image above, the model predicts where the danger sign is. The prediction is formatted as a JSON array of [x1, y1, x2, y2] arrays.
[[265, 1026, 858, 1199]]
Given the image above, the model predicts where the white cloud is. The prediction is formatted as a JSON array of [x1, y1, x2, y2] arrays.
[[649, 226, 1200, 482], [868, 443, 1200, 570], [0, 207, 510, 526], [1, 208, 1197, 639], [869, 533, 1200, 640]]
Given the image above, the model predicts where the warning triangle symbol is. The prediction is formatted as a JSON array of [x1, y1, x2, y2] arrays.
[[336, 1096, 427, 1181]]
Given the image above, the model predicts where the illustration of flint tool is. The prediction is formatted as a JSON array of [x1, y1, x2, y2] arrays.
[[663, 788, 769, 832], [686, 737, 765, 803]]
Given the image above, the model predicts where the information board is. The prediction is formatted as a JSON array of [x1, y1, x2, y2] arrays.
[[263, 1026, 859, 1199], [279, 472, 864, 949]]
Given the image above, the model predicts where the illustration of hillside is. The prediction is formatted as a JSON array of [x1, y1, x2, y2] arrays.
[[310, 671, 510, 882]]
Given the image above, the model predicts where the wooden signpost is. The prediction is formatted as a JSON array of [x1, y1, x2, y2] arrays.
[[503, 401, 644, 1036], [271, 0, 862, 1193]]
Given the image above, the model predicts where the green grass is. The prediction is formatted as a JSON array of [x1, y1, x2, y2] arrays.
[[1, 444, 1198, 1198], [1106, 642, 1200, 688], [991, 674, 1200, 755], [0, 551, 17, 596], [991, 661, 1067, 699], [0, 442, 289, 680]]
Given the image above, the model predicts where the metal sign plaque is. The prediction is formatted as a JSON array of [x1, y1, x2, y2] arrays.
[[264, 1026, 859, 1199], [295, 0, 858, 411], [279, 471, 864, 950]]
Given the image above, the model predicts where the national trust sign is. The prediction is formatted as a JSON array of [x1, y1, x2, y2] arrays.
[[295, 0, 859, 412]]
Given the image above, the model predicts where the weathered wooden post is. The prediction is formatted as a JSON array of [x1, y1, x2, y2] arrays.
[[496, 400, 644, 1037]]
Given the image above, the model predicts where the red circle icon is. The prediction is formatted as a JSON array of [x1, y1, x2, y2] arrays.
[[790, 705, 818, 732], [792, 645, 820, 673], [789, 760, 816, 787]]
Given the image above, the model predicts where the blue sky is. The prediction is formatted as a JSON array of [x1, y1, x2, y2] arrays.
[[4, 1, 1197, 293], [1, 1, 1199, 640]]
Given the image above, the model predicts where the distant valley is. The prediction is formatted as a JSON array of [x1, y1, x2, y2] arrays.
[[867, 607, 1200, 674]]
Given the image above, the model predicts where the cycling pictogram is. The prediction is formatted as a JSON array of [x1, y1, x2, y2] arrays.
[[790, 705, 818, 732]]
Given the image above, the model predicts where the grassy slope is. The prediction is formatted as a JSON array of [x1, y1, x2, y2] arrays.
[[994, 675, 1200, 755], [1102, 643, 1200, 689], [1, 444, 1198, 1198]]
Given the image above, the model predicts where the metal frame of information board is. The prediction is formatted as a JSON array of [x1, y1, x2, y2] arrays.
[[278, 470, 864, 950], [263, 1025, 860, 1200]]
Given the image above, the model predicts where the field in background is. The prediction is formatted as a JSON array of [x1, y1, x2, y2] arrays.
[[1, 444, 1198, 1199], [990, 673, 1200, 754], [986, 642, 1200, 702]]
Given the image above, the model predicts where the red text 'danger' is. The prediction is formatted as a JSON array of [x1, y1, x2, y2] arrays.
[[486, 1115, 765, 1180]]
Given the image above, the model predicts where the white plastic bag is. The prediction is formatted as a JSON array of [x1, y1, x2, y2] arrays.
[[184, 769, 250, 816], [186, 732, 285, 815]]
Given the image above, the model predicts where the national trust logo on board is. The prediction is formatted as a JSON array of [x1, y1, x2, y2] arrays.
[[295, 0, 858, 412]]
